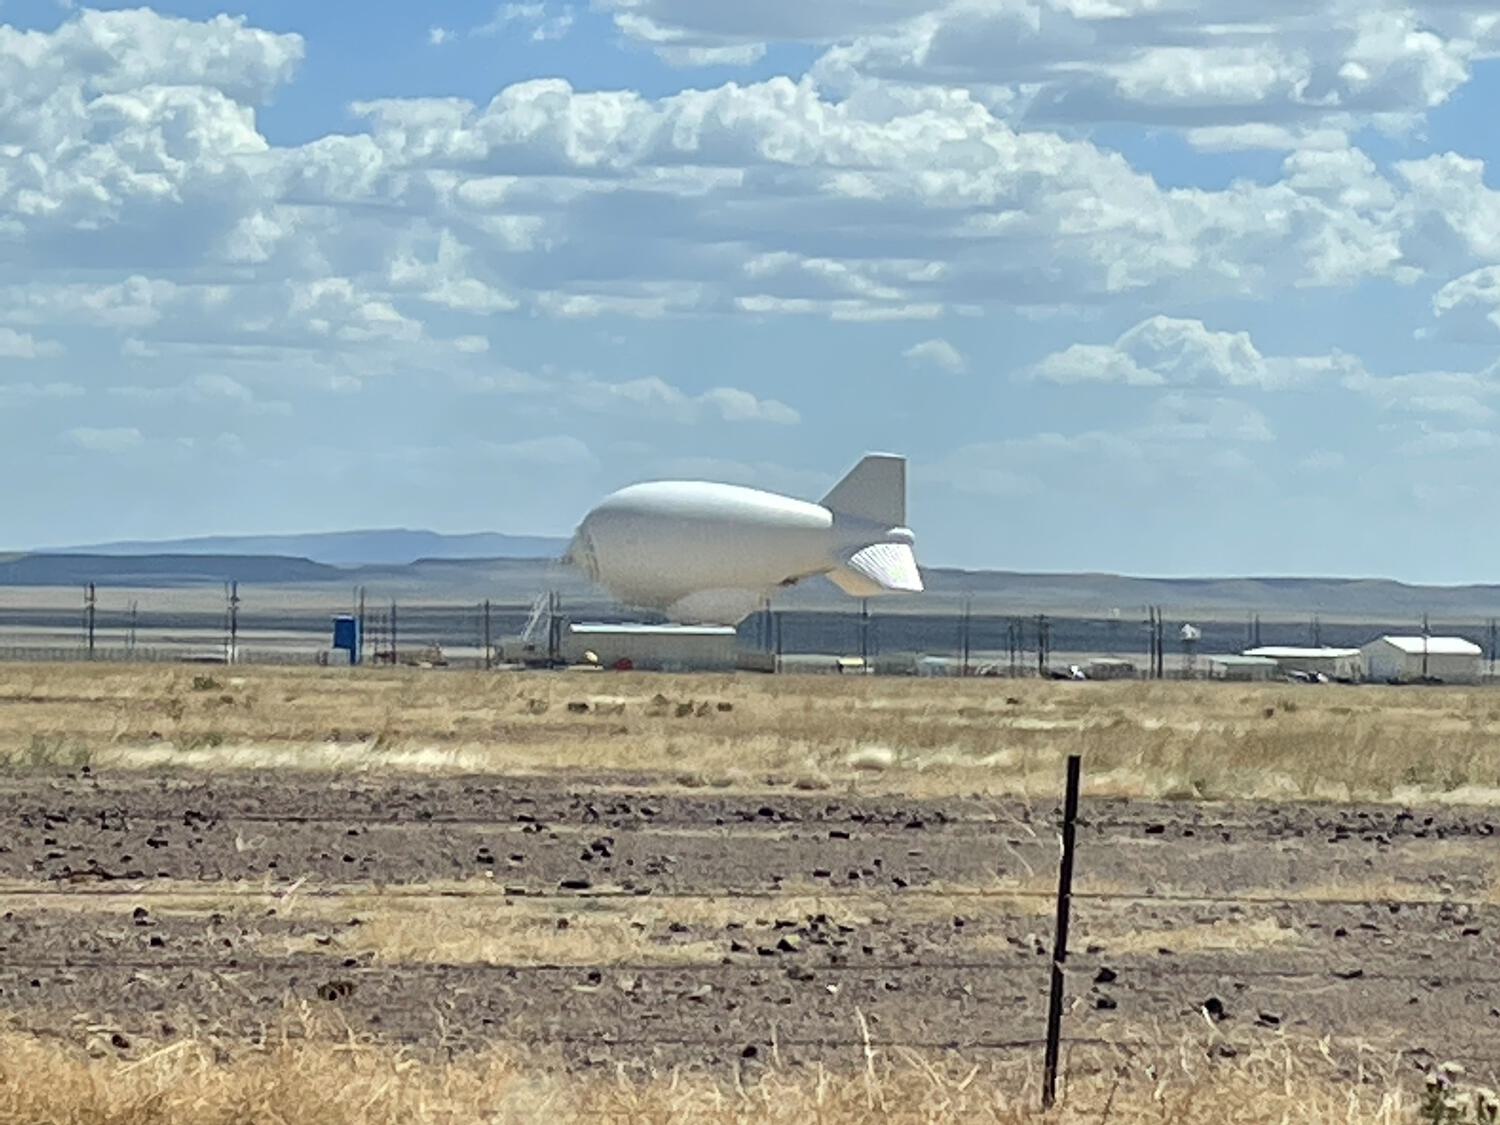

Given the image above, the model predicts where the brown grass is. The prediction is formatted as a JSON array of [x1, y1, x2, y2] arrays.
[[3, 663, 1500, 804], [0, 1021, 1428, 1124]]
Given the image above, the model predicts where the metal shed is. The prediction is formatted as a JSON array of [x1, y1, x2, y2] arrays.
[[1360, 636, 1483, 684], [1243, 646, 1361, 681]]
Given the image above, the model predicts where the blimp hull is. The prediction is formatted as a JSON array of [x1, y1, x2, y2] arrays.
[[568, 455, 922, 625]]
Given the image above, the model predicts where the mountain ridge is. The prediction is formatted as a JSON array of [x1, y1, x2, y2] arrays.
[[35, 529, 569, 567], [3, 551, 1500, 620]]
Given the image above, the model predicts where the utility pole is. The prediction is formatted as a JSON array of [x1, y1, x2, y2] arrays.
[[390, 599, 399, 666], [225, 581, 240, 665], [127, 599, 138, 656], [482, 599, 493, 670], [356, 586, 367, 665], [859, 598, 870, 668], [1311, 614, 1322, 648], [1036, 613, 1050, 678], [84, 583, 96, 660], [1489, 618, 1497, 678], [959, 598, 972, 677], [1422, 613, 1430, 681]]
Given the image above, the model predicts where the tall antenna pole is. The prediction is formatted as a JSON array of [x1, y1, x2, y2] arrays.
[[483, 599, 493, 671], [391, 599, 399, 666], [128, 599, 137, 656]]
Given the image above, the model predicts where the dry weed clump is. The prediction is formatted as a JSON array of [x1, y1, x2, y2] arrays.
[[0, 1024, 1425, 1125]]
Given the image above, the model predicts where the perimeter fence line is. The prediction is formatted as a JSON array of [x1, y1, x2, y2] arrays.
[[3, 756, 1497, 1102], [7, 586, 1500, 679]]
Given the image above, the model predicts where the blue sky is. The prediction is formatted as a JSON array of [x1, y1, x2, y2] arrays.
[[3, 2, 1500, 580]]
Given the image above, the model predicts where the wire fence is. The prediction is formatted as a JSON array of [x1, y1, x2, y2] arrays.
[[6, 588, 1500, 680]]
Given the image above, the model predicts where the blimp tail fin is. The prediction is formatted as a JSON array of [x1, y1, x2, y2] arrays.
[[822, 454, 906, 526]]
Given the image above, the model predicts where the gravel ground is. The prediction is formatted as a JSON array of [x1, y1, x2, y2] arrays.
[[0, 770, 1495, 1077]]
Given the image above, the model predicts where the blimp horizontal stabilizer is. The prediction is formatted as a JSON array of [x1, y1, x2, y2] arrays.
[[828, 540, 924, 598]]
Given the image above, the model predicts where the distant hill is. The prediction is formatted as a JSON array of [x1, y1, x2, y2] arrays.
[[44, 529, 569, 567], [0, 554, 343, 588], [4, 550, 1500, 622]]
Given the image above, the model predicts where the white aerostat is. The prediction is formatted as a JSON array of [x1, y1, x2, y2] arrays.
[[565, 453, 923, 625]]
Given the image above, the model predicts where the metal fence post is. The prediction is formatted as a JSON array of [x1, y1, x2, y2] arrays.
[[1042, 754, 1083, 1110]]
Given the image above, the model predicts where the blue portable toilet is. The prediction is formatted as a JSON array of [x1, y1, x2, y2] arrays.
[[332, 614, 361, 665]]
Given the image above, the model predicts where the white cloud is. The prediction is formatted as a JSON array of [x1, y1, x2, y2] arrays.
[[1400, 425, 1498, 456], [107, 374, 291, 415], [0, 327, 63, 359], [453, 335, 491, 354], [65, 427, 144, 453], [699, 386, 800, 424], [903, 338, 967, 374], [1343, 365, 1500, 423], [1430, 266, 1500, 339], [473, 3, 574, 42], [454, 363, 798, 424], [480, 434, 595, 467], [1030, 316, 1353, 389], [622, 0, 1497, 135], [1394, 154, 1500, 271], [429, 27, 452, 46], [657, 44, 768, 68], [571, 375, 800, 425]]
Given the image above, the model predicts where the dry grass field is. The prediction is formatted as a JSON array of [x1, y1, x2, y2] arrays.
[[4, 662, 1500, 802], [1, 662, 1499, 1123]]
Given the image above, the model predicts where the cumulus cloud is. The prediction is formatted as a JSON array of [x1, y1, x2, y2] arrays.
[[904, 338, 967, 374], [4, 4, 1486, 370], [65, 427, 144, 453], [571, 375, 801, 425], [108, 374, 291, 414], [607, 0, 1499, 138], [1029, 316, 1355, 389], [473, 3, 574, 42], [0, 327, 63, 359], [455, 365, 799, 425], [1343, 364, 1500, 423], [1429, 267, 1500, 339]]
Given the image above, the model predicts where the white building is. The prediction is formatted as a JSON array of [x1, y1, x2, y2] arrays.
[[1243, 646, 1362, 681], [1207, 655, 1280, 682], [562, 623, 739, 672], [1360, 636, 1484, 684]]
